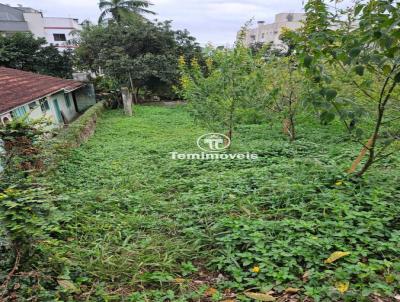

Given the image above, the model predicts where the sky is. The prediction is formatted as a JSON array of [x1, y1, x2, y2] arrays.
[[3, 0, 321, 45]]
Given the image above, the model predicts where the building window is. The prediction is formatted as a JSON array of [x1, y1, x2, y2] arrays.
[[65, 93, 71, 108], [53, 33, 67, 41], [12, 106, 27, 118], [40, 99, 50, 113], [261, 33, 265, 39], [28, 101, 38, 110], [250, 35, 256, 41]]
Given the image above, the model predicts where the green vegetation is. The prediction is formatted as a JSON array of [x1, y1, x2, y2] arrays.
[[1, 0, 399, 301], [2, 106, 398, 301], [0, 32, 74, 78], [98, 0, 155, 24], [76, 7, 202, 101]]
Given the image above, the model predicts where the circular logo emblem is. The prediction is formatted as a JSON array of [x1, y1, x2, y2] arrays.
[[197, 133, 231, 152]]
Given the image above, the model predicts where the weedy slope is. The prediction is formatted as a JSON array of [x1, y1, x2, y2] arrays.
[[50, 106, 400, 301]]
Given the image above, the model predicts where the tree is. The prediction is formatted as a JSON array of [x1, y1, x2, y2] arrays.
[[76, 20, 202, 100], [0, 32, 74, 78], [260, 55, 309, 141], [98, 0, 155, 24], [294, 0, 400, 177], [178, 45, 263, 141]]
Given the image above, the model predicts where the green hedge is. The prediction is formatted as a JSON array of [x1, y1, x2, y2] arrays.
[[57, 101, 105, 147], [43, 101, 105, 173]]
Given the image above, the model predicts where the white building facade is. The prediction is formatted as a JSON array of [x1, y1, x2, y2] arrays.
[[0, 3, 81, 51], [241, 13, 306, 49]]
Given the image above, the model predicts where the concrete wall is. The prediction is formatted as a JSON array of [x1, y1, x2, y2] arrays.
[[74, 85, 96, 112], [48, 91, 77, 123], [23, 12, 45, 38]]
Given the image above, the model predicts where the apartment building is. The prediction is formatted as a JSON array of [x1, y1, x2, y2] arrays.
[[241, 13, 306, 49], [0, 3, 81, 50]]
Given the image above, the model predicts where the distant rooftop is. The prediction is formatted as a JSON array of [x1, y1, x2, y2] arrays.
[[13, 6, 40, 13]]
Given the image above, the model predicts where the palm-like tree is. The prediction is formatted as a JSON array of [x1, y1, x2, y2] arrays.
[[98, 0, 155, 24]]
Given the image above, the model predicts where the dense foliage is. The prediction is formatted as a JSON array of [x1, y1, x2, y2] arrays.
[[293, 0, 400, 176], [1, 106, 397, 301], [179, 0, 400, 176], [98, 0, 155, 24], [1, 0, 399, 301], [0, 32, 74, 78], [76, 19, 202, 100]]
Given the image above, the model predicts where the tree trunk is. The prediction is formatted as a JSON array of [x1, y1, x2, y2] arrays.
[[283, 117, 295, 141], [134, 87, 140, 104], [355, 103, 387, 177], [121, 87, 133, 117], [289, 115, 295, 141], [348, 135, 374, 174]]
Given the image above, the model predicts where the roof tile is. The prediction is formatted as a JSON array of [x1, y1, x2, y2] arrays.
[[0, 67, 83, 114]]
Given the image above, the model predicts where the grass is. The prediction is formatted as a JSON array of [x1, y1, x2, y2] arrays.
[[47, 105, 400, 301]]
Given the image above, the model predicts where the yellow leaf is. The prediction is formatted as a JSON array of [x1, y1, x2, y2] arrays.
[[244, 292, 275, 301], [385, 274, 395, 284], [251, 266, 260, 273], [335, 180, 343, 186], [285, 287, 300, 294], [324, 251, 350, 264], [173, 278, 186, 284], [335, 281, 349, 294], [241, 206, 251, 215], [204, 287, 218, 297], [57, 279, 79, 293]]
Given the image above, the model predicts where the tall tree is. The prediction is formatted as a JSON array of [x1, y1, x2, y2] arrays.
[[76, 21, 202, 100], [294, 0, 400, 177], [98, 0, 155, 24]]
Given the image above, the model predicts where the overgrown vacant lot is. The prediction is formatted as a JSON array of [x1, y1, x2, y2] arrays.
[[51, 106, 400, 301]]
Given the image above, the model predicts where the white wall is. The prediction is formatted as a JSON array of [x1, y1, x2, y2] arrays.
[[43, 17, 81, 50], [74, 85, 96, 112], [243, 13, 305, 48], [23, 12, 45, 38], [47, 92, 77, 123], [2, 92, 79, 127], [21, 12, 81, 51]]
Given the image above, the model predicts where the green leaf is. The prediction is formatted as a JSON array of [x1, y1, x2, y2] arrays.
[[349, 47, 361, 58], [354, 65, 364, 76], [382, 65, 392, 75], [373, 30, 382, 39], [355, 128, 363, 138], [354, 4, 364, 16], [303, 55, 313, 68], [325, 89, 338, 101], [394, 72, 400, 83], [320, 111, 335, 124]]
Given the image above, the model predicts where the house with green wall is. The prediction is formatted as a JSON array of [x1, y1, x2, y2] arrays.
[[0, 67, 96, 126]]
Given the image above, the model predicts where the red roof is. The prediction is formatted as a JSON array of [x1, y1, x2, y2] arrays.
[[0, 67, 84, 114]]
